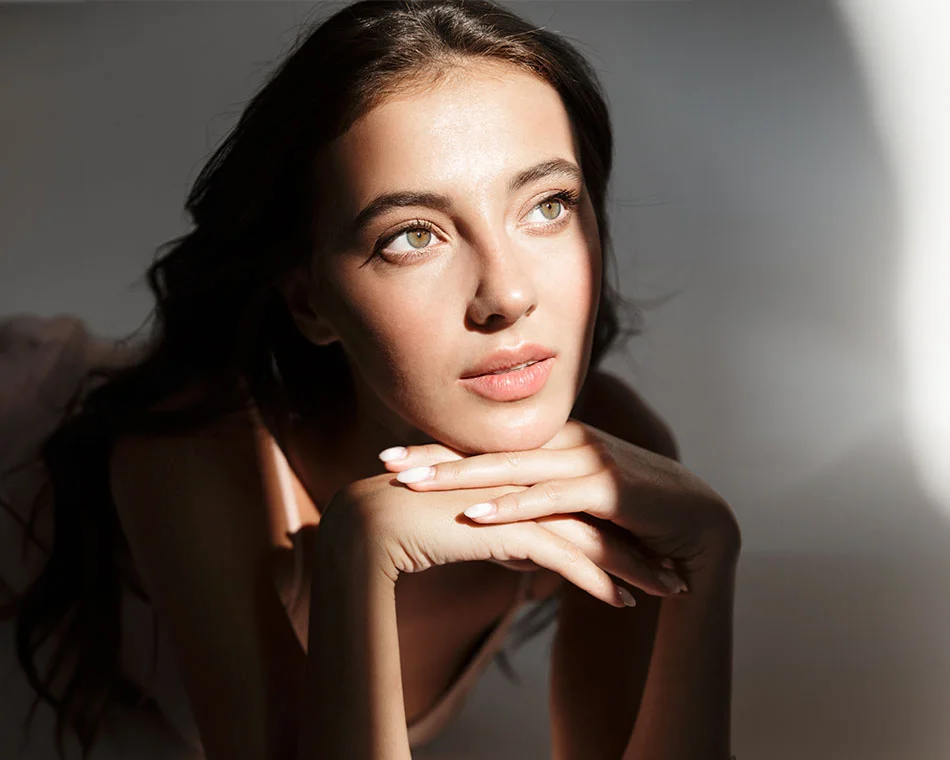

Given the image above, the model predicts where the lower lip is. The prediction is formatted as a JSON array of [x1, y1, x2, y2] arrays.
[[459, 357, 555, 401]]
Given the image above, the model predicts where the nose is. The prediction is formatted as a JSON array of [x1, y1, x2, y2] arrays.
[[465, 239, 540, 329]]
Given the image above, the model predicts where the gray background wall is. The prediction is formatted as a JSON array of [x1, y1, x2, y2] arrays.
[[2, 2, 948, 758]]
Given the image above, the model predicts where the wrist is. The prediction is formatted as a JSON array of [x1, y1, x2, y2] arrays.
[[314, 503, 400, 587], [684, 548, 738, 596], [681, 528, 740, 591]]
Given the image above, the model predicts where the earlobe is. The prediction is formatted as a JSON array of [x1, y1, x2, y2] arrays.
[[278, 271, 339, 347], [295, 315, 339, 347]]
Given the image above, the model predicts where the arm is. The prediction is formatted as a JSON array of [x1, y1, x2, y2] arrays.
[[619, 552, 736, 760], [110, 419, 308, 760], [552, 371, 736, 760], [297, 507, 412, 760]]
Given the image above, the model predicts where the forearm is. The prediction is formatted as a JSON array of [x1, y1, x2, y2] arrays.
[[296, 513, 412, 760], [622, 553, 737, 760]]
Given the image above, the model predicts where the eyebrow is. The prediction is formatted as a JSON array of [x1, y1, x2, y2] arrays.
[[347, 157, 584, 238]]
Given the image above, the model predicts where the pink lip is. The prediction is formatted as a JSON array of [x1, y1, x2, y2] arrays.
[[458, 356, 555, 401], [460, 342, 556, 378]]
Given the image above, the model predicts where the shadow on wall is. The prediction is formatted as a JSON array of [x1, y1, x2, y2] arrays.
[[733, 418, 950, 760]]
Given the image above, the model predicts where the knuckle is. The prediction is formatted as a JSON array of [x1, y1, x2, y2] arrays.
[[700, 498, 743, 552], [491, 531, 526, 563], [416, 443, 441, 461], [344, 477, 401, 528], [717, 504, 743, 546], [506, 494, 527, 516], [501, 449, 522, 469], [542, 528, 580, 565], [561, 539, 581, 565], [334, 481, 366, 516], [539, 480, 561, 507], [577, 517, 602, 544], [350, 494, 388, 534], [434, 460, 456, 480]]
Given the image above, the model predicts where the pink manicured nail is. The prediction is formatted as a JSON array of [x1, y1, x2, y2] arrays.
[[378, 446, 408, 462], [657, 569, 688, 594], [464, 502, 496, 519], [396, 466, 434, 483], [617, 586, 637, 607]]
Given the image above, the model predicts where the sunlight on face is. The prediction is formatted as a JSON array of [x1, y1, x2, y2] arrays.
[[305, 59, 603, 456]]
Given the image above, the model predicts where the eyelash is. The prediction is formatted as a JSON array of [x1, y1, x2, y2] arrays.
[[372, 188, 582, 263]]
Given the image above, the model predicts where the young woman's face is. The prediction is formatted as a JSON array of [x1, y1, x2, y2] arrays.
[[298, 60, 602, 458]]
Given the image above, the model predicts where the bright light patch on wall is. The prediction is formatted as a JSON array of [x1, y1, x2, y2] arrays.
[[836, 1, 950, 516]]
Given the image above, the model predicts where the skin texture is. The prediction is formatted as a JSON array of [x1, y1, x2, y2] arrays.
[[280, 59, 603, 480], [274, 59, 737, 760]]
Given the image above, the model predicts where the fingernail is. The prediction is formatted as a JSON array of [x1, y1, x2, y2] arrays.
[[464, 502, 496, 519], [396, 465, 434, 483], [378, 446, 408, 462], [617, 586, 637, 607], [657, 569, 688, 594]]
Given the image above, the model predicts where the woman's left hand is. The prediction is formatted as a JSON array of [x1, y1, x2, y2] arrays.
[[379, 418, 741, 598]]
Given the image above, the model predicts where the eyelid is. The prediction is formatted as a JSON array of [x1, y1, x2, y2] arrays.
[[374, 218, 437, 254], [373, 187, 581, 260]]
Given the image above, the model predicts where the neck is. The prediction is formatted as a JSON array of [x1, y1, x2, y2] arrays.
[[281, 401, 395, 518]]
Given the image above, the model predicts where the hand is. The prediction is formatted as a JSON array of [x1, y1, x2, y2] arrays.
[[322, 441, 644, 608], [380, 418, 741, 595]]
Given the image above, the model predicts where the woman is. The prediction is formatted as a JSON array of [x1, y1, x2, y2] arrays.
[[0, 2, 740, 759]]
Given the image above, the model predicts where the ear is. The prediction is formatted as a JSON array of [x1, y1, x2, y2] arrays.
[[277, 267, 339, 347]]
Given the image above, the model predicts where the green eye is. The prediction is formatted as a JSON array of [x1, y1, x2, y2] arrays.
[[373, 187, 581, 263], [405, 228, 432, 249], [374, 219, 437, 257], [538, 197, 564, 220]]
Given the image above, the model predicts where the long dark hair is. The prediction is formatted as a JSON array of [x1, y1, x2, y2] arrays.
[[1, 1, 647, 757]]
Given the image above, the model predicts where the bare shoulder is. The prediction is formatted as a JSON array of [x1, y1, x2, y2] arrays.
[[107, 393, 305, 758], [108, 385, 277, 565]]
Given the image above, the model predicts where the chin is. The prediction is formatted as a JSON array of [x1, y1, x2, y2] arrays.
[[440, 409, 568, 455]]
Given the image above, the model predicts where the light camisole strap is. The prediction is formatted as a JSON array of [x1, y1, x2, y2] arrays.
[[266, 436, 307, 612]]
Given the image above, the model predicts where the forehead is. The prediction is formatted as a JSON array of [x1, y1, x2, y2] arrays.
[[319, 61, 579, 207]]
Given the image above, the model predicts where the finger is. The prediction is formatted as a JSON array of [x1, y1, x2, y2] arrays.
[[394, 444, 607, 490], [492, 520, 629, 608], [534, 515, 686, 596], [379, 417, 593, 471], [485, 558, 542, 572], [462, 470, 617, 523], [377, 442, 467, 469]]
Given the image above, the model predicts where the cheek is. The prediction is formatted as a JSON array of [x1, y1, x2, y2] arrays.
[[545, 194, 602, 320], [553, 236, 601, 327], [368, 294, 440, 353], [347, 296, 449, 389], [327, 264, 429, 352]]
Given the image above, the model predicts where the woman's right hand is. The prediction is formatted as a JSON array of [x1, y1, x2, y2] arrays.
[[320, 455, 644, 609]]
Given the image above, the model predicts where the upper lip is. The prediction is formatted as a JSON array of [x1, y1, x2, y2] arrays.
[[460, 342, 556, 378]]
